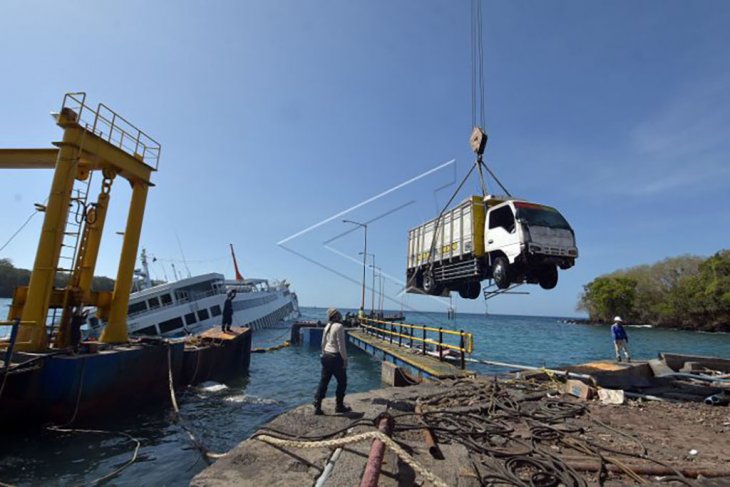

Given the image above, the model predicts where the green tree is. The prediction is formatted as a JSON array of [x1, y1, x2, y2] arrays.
[[578, 276, 637, 322]]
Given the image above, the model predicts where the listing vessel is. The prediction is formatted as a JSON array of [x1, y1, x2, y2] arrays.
[[124, 249, 299, 337]]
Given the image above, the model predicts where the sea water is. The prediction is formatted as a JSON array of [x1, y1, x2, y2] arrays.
[[0, 301, 728, 486]]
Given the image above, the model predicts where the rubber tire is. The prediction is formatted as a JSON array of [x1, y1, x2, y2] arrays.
[[492, 256, 511, 290], [422, 271, 437, 295], [459, 282, 481, 300], [538, 264, 559, 290]]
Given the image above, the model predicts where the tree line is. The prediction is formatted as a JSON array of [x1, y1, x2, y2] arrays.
[[0, 258, 115, 298], [577, 250, 730, 332]]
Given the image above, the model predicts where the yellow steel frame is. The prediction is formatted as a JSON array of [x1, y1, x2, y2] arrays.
[[360, 318, 474, 354], [0, 93, 159, 352]]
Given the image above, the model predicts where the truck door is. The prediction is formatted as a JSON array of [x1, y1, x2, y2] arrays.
[[485, 204, 522, 263]]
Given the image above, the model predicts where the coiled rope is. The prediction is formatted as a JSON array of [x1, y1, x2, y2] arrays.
[[255, 431, 449, 487]]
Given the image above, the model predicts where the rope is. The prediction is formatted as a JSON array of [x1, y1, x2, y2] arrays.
[[45, 426, 141, 486], [0, 198, 47, 253], [165, 343, 222, 463], [255, 432, 449, 487]]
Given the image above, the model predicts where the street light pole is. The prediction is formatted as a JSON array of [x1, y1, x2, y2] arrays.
[[343, 219, 367, 311], [360, 252, 375, 315]]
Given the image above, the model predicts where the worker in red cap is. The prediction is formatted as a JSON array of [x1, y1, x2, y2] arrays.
[[313, 308, 351, 415]]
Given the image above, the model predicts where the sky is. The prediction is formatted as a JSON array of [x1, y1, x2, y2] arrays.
[[1, 0, 729, 318]]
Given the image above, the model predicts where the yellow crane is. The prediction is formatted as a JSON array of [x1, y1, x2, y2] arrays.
[[0, 93, 160, 352]]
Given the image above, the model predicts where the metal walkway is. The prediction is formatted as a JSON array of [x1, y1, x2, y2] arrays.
[[348, 329, 474, 380]]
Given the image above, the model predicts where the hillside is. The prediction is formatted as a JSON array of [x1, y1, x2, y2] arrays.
[[577, 250, 730, 332], [0, 258, 115, 298]]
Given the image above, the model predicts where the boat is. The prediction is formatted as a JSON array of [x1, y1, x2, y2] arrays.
[[126, 273, 299, 337], [119, 248, 299, 337]]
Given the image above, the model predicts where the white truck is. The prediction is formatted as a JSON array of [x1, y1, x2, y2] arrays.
[[406, 195, 578, 298]]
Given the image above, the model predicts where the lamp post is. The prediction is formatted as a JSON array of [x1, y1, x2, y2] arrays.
[[343, 219, 367, 311], [360, 252, 375, 315]]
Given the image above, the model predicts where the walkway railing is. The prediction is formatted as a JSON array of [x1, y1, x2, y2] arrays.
[[60, 92, 161, 169], [358, 317, 473, 369]]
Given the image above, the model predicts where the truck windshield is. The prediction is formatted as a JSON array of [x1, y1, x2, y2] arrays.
[[515, 203, 571, 230]]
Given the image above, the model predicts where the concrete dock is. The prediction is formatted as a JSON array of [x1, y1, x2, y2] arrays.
[[191, 372, 730, 486], [191, 381, 480, 487]]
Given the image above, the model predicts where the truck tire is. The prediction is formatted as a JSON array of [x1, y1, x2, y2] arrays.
[[458, 282, 481, 300], [492, 257, 511, 290], [422, 270, 439, 295], [538, 264, 558, 290]]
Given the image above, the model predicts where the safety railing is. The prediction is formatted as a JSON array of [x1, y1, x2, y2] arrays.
[[358, 317, 473, 369], [60, 92, 161, 170]]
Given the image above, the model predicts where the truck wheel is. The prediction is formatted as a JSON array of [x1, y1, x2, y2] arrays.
[[492, 257, 511, 289], [422, 271, 438, 295], [458, 282, 481, 300], [538, 264, 558, 290]]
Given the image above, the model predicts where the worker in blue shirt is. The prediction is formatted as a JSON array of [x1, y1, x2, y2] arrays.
[[611, 316, 631, 362]]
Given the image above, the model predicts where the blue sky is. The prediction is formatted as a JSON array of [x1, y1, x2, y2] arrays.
[[1, 1, 728, 317]]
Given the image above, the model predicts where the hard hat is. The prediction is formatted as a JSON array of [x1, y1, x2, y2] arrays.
[[613, 316, 623, 322]]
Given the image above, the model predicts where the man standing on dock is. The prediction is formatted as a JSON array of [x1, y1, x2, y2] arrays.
[[313, 308, 351, 415], [611, 316, 631, 363]]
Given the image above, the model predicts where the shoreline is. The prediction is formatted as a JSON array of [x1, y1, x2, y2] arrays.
[[561, 317, 729, 334]]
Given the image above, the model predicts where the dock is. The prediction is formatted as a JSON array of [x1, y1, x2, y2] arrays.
[[348, 329, 473, 380], [192, 374, 730, 486]]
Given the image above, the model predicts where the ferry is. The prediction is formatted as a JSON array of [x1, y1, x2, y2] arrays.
[[118, 247, 299, 337], [125, 273, 299, 337]]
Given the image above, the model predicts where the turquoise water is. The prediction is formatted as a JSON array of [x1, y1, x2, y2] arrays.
[[0, 301, 728, 485]]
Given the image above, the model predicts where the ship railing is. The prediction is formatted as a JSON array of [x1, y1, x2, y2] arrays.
[[358, 317, 474, 370], [60, 92, 161, 170]]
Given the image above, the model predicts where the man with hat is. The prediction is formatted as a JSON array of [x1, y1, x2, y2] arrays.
[[313, 308, 351, 415], [611, 316, 631, 362]]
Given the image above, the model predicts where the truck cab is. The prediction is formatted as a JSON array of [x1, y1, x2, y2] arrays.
[[485, 198, 577, 290]]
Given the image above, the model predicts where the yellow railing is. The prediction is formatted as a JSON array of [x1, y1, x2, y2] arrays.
[[358, 317, 474, 369]]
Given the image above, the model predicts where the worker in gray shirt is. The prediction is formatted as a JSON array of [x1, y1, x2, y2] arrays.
[[313, 308, 351, 415]]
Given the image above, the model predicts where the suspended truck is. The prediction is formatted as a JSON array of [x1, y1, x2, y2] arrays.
[[406, 194, 578, 298]]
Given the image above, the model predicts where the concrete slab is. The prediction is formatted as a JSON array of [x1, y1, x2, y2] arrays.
[[566, 360, 655, 389]]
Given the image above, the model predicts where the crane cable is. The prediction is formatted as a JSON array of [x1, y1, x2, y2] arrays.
[[405, 1, 511, 294]]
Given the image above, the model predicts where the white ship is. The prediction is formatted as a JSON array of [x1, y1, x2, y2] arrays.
[[123, 248, 299, 337]]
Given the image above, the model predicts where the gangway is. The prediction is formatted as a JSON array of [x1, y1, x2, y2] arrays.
[[349, 317, 475, 380]]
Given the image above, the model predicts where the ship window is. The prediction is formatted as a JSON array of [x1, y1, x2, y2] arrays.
[[185, 313, 197, 325], [137, 325, 158, 336], [210, 305, 221, 317], [148, 297, 160, 309], [488, 206, 515, 233], [128, 301, 147, 315], [197, 309, 210, 321], [159, 317, 183, 333], [160, 294, 172, 305]]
